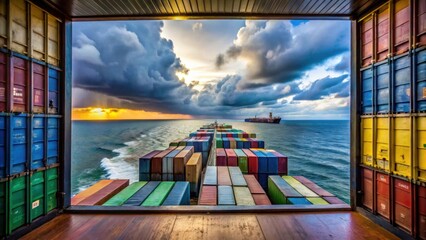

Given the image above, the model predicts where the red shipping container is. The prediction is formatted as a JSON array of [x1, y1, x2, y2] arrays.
[[0, 52, 6, 112], [77, 179, 129, 205], [376, 5, 390, 62], [249, 138, 258, 148], [417, 0, 426, 47], [362, 168, 374, 211], [225, 149, 237, 166], [243, 149, 258, 173], [12, 56, 29, 112], [323, 196, 345, 204], [198, 185, 217, 205], [32, 62, 46, 113], [151, 147, 175, 180], [217, 166, 231, 186], [393, 0, 410, 55], [269, 150, 288, 175], [226, 133, 232, 137], [242, 133, 248, 138], [418, 185, 426, 239], [216, 148, 227, 166], [394, 178, 412, 232], [244, 175, 265, 194], [252, 194, 271, 205], [376, 173, 390, 219], [361, 17, 373, 67]]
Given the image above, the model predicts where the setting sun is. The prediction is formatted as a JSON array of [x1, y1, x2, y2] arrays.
[[72, 107, 192, 120]]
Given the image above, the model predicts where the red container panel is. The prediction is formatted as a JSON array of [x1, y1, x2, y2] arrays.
[[417, 0, 426, 46], [270, 150, 288, 174], [323, 196, 345, 204], [12, 56, 28, 112], [376, 6, 390, 62], [244, 175, 265, 194], [361, 17, 373, 67], [32, 62, 46, 113], [376, 173, 390, 219], [77, 180, 129, 205], [151, 147, 175, 180], [242, 149, 258, 173], [217, 166, 231, 186], [394, 178, 412, 232], [0, 52, 6, 111], [225, 149, 237, 166], [362, 168, 374, 210], [252, 194, 271, 205], [420, 185, 426, 239], [216, 148, 227, 166], [394, 0, 410, 55], [198, 186, 217, 205]]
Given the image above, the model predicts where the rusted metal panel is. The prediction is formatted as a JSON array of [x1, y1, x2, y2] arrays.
[[393, 0, 410, 55]]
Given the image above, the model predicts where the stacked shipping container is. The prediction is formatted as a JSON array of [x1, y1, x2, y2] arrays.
[[359, 0, 426, 238], [0, 0, 62, 237]]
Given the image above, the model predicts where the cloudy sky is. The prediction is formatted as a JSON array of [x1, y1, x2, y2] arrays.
[[72, 20, 350, 120]]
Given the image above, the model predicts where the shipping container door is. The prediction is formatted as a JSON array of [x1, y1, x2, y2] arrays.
[[361, 120, 374, 167], [393, 54, 411, 113], [47, 117, 58, 166], [393, 0, 411, 55], [394, 178, 412, 232], [375, 117, 390, 171], [10, 115, 27, 175], [393, 117, 412, 178], [376, 5, 390, 62], [30, 170, 45, 220], [361, 68, 373, 114], [47, 15, 60, 66], [0, 51, 6, 112], [48, 68, 59, 114], [418, 185, 426, 239], [0, 180, 6, 237], [361, 168, 374, 210], [32, 62, 46, 113], [361, 17, 374, 67], [416, 48, 426, 111], [416, 117, 426, 182], [10, 0, 28, 55], [32, 116, 45, 170], [12, 55, 28, 112], [376, 173, 390, 219], [9, 174, 28, 234], [31, 6, 46, 61], [0, 0, 7, 48], [416, 0, 426, 47], [0, 116, 5, 178], [46, 167, 58, 212], [375, 61, 390, 113]]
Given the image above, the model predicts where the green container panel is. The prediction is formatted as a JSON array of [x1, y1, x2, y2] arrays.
[[30, 171, 45, 220], [234, 149, 248, 173], [0, 181, 6, 237], [103, 181, 147, 206], [267, 177, 286, 204], [9, 175, 28, 233], [216, 138, 223, 148], [142, 182, 175, 206], [46, 167, 58, 212]]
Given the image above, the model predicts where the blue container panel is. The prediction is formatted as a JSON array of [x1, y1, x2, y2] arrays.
[[288, 197, 312, 205], [361, 69, 373, 114], [375, 63, 390, 113], [47, 117, 59, 165], [258, 173, 268, 189], [236, 139, 244, 149], [394, 55, 411, 113], [0, 116, 5, 178], [223, 139, 230, 149], [258, 141, 265, 148], [243, 141, 251, 149], [11, 116, 27, 175], [162, 182, 190, 206], [416, 49, 426, 111], [32, 117, 45, 170], [48, 69, 60, 114], [252, 150, 267, 173], [123, 181, 160, 206]]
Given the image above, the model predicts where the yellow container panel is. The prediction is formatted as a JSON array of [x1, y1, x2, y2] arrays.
[[393, 117, 411, 167], [47, 15, 60, 66], [376, 118, 390, 171], [361, 118, 374, 166], [11, 0, 28, 54], [417, 117, 426, 182], [0, 0, 6, 48], [31, 5, 46, 61]]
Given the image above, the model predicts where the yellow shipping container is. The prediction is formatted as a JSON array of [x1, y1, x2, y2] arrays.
[[393, 116, 412, 179], [0, 0, 6, 48], [11, 0, 28, 54], [361, 118, 374, 166], [31, 5, 46, 61], [47, 15, 60, 66], [375, 117, 390, 172], [416, 117, 426, 182]]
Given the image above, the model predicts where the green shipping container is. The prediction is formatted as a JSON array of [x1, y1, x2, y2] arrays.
[[216, 138, 223, 148], [46, 167, 59, 212], [9, 174, 28, 233], [233, 187, 255, 206], [234, 149, 248, 173], [142, 182, 175, 206], [0, 180, 6, 237], [103, 181, 147, 206], [307, 197, 329, 205], [30, 170, 45, 220]]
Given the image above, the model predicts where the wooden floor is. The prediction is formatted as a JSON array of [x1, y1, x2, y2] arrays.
[[22, 211, 398, 240]]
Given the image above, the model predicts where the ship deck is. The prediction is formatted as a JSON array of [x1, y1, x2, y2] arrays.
[[22, 211, 398, 239]]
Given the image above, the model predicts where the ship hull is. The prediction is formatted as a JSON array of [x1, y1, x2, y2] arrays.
[[244, 118, 281, 124]]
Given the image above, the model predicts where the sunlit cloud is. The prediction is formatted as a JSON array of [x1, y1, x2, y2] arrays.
[[72, 107, 192, 120]]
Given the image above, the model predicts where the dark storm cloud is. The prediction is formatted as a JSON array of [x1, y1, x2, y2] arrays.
[[216, 20, 350, 89], [72, 21, 195, 113], [328, 53, 350, 72], [293, 74, 349, 101]]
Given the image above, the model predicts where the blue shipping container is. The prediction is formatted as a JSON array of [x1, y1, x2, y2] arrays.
[[251, 149, 268, 173], [122, 181, 160, 206], [288, 197, 312, 205], [218, 185, 235, 205], [10, 115, 27, 175], [375, 61, 390, 114], [162, 182, 190, 206], [48, 68, 60, 114], [0, 116, 6, 178], [262, 151, 278, 173], [361, 68, 373, 114], [393, 54, 411, 113], [47, 117, 59, 166], [32, 116, 45, 170], [416, 48, 426, 111]]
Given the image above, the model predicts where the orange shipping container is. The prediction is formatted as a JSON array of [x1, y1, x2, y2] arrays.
[[376, 5, 390, 62], [361, 16, 374, 67], [77, 179, 129, 206], [393, 0, 410, 55]]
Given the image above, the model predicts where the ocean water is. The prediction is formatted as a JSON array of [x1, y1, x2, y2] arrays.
[[72, 119, 350, 203]]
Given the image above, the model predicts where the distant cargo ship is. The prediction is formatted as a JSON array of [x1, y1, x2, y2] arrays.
[[245, 112, 281, 124]]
